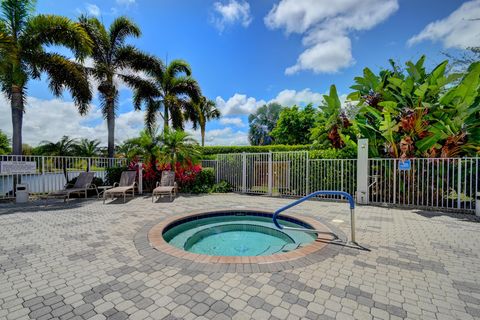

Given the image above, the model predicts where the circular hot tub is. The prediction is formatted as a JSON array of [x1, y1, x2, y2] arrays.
[[148, 210, 334, 266]]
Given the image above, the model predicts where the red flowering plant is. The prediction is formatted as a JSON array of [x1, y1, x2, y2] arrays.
[[128, 157, 162, 192], [157, 161, 202, 189]]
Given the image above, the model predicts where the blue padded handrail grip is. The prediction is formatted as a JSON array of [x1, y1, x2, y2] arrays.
[[273, 191, 355, 230]]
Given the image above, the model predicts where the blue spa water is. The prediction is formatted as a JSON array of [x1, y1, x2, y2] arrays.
[[162, 214, 316, 256]]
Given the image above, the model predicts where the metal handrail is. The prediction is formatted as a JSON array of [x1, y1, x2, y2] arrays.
[[272, 190, 356, 243]]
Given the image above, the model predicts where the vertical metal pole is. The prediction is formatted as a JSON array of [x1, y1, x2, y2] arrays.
[[350, 208, 356, 243], [242, 152, 247, 193], [393, 159, 397, 205], [457, 158, 462, 209], [305, 152, 309, 196], [356, 139, 369, 204], [138, 162, 143, 195], [341, 159, 344, 192], [268, 151, 273, 196], [42, 156, 46, 194]]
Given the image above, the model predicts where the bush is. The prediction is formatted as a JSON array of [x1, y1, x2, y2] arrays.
[[210, 180, 232, 193], [105, 166, 128, 186], [179, 167, 215, 194], [308, 146, 357, 159], [201, 145, 313, 156]]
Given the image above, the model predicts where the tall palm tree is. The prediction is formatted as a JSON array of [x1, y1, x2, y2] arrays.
[[128, 60, 202, 134], [0, 0, 93, 155], [74, 138, 101, 157], [78, 15, 161, 158], [74, 138, 100, 171], [158, 129, 201, 172], [38, 136, 77, 181], [189, 97, 221, 146]]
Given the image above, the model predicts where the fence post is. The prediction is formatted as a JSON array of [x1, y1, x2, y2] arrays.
[[356, 139, 369, 204], [305, 152, 310, 196], [268, 151, 273, 196], [393, 160, 397, 205], [341, 159, 344, 192], [457, 159, 462, 209], [242, 153, 247, 193], [138, 162, 143, 195], [42, 156, 46, 194]]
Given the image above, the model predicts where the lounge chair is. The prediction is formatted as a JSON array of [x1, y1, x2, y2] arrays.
[[152, 171, 177, 201], [103, 171, 137, 203], [46, 172, 97, 202]]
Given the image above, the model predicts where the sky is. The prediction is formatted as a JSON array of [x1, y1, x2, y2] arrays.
[[1, 0, 479, 146]]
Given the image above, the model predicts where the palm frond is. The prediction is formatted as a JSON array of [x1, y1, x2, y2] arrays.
[[78, 15, 110, 63], [34, 52, 92, 114], [109, 16, 140, 51], [0, 0, 36, 37], [21, 14, 92, 60], [169, 76, 201, 101], [119, 74, 160, 110], [114, 45, 163, 74], [166, 59, 192, 78]]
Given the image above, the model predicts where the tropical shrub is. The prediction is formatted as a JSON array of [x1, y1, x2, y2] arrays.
[[210, 180, 232, 193], [271, 104, 317, 145], [179, 167, 215, 194], [0, 130, 10, 155], [105, 166, 128, 186], [348, 56, 480, 158], [310, 85, 358, 150], [201, 144, 314, 156]]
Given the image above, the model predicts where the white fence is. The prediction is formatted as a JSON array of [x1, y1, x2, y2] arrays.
[[0, 155, 128, 199], [369, 158, 479, 212], [202, 152, 479, 213]]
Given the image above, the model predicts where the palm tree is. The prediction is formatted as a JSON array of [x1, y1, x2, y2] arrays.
[[74, 138, 101, 171], [128, 60, 202, 134], [123, 128, 161, 164], [74, 138, 101, 157], [0, 0, 92, 155], [189, 97, 221, 146], [158, 129, 201, 172], [78, 15, 161, 158], [38, 136, 77, 181]]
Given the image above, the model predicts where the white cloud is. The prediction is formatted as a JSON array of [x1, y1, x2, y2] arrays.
[[265, 0, 399, 74], [211, 0, 252, 32], [0, 95, 144, 146], [215, 88, 325, 116], [187, 127, 249, 146], [271, 88, 324, 106], [219, 117, 245, 127], [408, 0, 480, 49], [116, 0, 135, 6], [215, 94, 266, 116], [86, 3, 100, 16]]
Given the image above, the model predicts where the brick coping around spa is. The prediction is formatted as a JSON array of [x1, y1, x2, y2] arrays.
[[136, 209, 344, 272]]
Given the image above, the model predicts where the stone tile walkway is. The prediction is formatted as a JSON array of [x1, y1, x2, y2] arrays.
[[0, 194, 479, 320]]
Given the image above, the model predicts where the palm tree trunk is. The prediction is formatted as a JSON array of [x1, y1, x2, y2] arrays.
[[107, 102, 115, 158], [201, 124, 205, 147], [11, 86, 24, 155], [164, 107, 169, 135]]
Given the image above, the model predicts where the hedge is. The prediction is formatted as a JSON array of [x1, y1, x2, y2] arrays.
[[200, 144, 357, 159], [200, 145, 313, 155]]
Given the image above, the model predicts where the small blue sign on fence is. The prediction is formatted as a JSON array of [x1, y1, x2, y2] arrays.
[[398, 159, 411, 171]]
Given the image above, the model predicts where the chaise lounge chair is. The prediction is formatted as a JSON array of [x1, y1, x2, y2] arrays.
[[103, 171, 137, 203], [45, 172, 97, 202], [152, 171, 177, 201]]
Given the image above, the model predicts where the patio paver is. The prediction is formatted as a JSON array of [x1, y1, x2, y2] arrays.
[[0, 194, 479, 319]]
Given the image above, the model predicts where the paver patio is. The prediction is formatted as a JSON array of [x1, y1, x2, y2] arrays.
[[0, 194, 479, 320]]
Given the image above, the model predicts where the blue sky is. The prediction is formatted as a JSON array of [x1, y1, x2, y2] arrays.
[[1, 0, 479, 146]]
